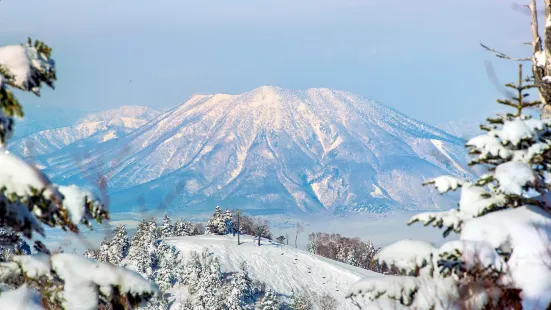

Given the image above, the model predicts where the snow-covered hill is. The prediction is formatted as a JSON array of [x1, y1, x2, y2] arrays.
[[165, 234, 379, 309], [34, 86, 473, 214], [9, 106, 160, 157]]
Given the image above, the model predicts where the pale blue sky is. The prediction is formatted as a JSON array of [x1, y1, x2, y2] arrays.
[[0, 0, 536, 125]]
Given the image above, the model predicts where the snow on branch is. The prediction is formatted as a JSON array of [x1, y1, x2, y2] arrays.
[[347, 275, 458, 309], [347, 275, 418, 305], [8, 253, 159, 310], [373, 240, 436, 275], [0, 149, 108, 239], [466, 134, 512, 161], [494, 161, 535, 195], [436, 240, 509, 280], [0, 39, 55, 95], [422, 176, 465, 194], [408, 209, 466, 237]]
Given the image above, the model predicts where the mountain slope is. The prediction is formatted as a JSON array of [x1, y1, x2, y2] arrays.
[[165, 234, 378, 309], [9, 106, 160, 157], [40, 86, 472, 214], [437, 119, 483, 140]]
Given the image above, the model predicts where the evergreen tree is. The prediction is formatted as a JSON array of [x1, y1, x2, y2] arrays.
[[193, 250, 223, 309], [180, 251, 200, 289], [126, 218, 159, 279], [174, 219, 199, 236], [345, 249, 356, 267], [107, 224, 129, 265], [153, 240, 180, 292], [161, 214, 174, 238], [97, 239, 109, 263], [306, 233, 316, 254], [348, 64, 551, 308], [259, 288, 280, 310], [206, 206, 233, 235], [226, 261, 255, 309]]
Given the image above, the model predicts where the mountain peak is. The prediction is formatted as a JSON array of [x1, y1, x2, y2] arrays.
[[39, 86, 471, 214]]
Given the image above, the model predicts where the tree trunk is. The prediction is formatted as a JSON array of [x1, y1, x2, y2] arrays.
[[531, 0, 551, 118]]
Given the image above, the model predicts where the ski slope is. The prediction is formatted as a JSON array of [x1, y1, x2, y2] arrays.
[[165, 234, 380, 309]]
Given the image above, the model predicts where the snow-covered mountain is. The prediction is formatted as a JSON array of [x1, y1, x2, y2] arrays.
[[437, 119, 483, 140], [9, 106, 161, 157], [165, 234, 378, 309], [35, 86, 473, 214]]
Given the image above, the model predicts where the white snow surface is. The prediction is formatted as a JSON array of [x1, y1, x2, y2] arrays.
[[374, 239, 436, 273], [36, 86, 473, 214], [165, 234, 379, 309]]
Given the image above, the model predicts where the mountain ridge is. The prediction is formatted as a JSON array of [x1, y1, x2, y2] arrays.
[[14, 86, 473, 215]]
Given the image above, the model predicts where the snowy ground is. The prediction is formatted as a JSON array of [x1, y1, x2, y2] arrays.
[[165, 234, 379, 309]]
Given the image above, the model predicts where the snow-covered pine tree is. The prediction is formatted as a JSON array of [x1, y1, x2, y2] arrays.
[[161, 214, 174, 238], [193, 250, 223, 309], [259, 288, 280, 310], [346, 249, 357, 267], [206, 206, 224, 235], [174, 219, 199, 236], [180, 251, 202, 290], [347, 64, 551, 309], [125, 218, 160, 279], [0, 39, 158, 308], [97, 239, 110, 263], [153, 240, 180, 292], [226, 261, 255, 310], [206, 206, 233, 235], [107, 224, 129, 265]]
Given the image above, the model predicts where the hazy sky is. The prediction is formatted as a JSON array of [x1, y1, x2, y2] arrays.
[[0, 0, 536, 125]]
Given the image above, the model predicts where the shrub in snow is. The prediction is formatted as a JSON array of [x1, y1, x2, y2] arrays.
[[0, 39, 158, 309], [347, 65, 551, 309]]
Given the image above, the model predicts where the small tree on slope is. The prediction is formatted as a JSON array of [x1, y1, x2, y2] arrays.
[[0, 39, 158, 308], [108, 224, 130, 265], [225, 261, 255, 309], [347, 64, 551, 309], [259, 288, 280, 310]]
